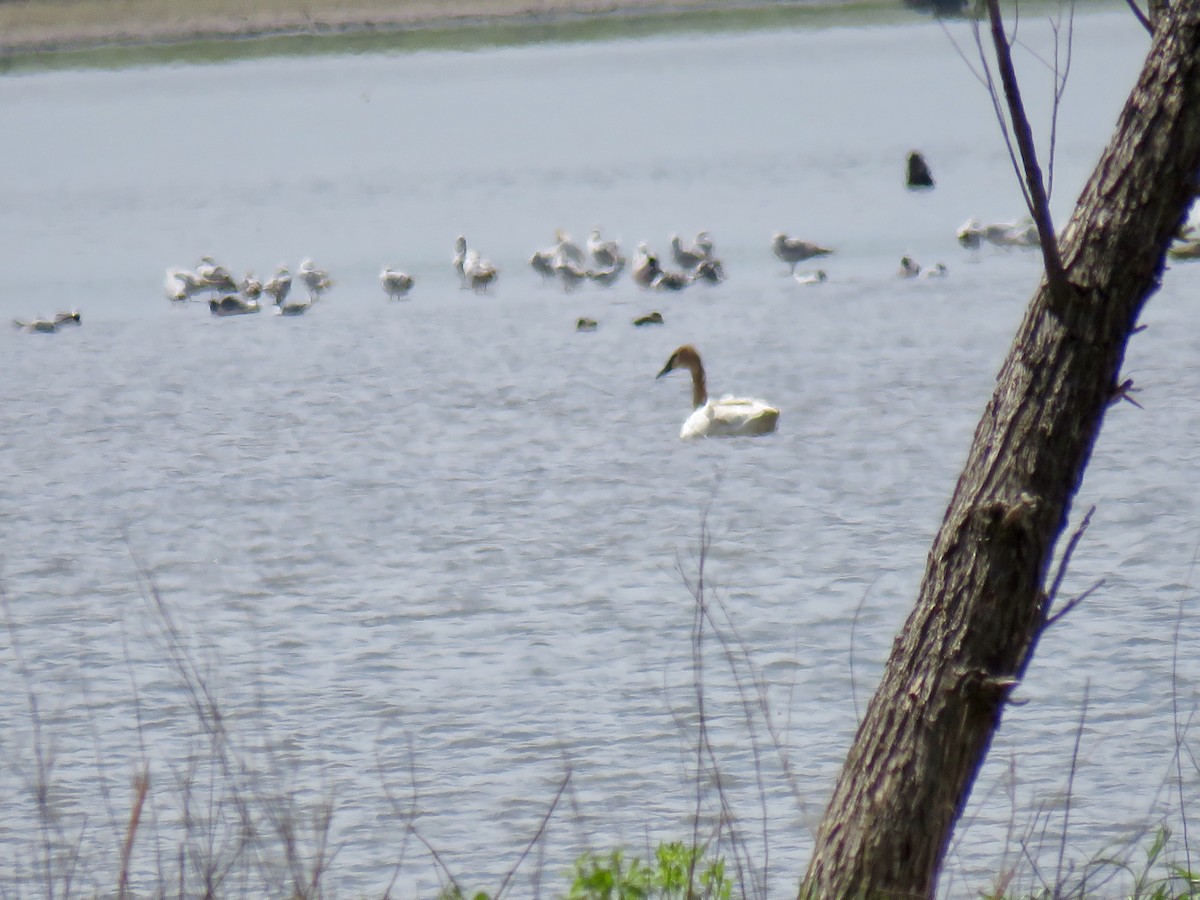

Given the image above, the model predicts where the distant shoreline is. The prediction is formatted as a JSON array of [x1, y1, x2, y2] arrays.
[[0, 0, 916, 57]]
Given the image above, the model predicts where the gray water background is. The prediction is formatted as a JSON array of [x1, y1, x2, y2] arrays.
[[2, 6, 1198, 896]]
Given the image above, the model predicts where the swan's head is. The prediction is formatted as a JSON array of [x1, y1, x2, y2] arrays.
[[455, 235, 467, 252], [657, 344, 701, 379], [771, 232, 786, 249]]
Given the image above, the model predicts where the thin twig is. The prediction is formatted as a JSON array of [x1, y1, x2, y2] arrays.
[[1046, 579, 1104, 629], [985, 0, 1067, 290], [1172, 539, 1199, 882], [493, 770, 571, 899], [1048, 506, 1095, 604], [117, 768, 151, 900], [1054, 682, 1089, 894], [1124, 0, 1154, 32], [970, 15, 1036, 216], [848, 581, 877, 727]]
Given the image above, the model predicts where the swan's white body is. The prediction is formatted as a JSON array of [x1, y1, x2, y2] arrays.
[[657, 344, 779, 440], [680, 396, 780, 440]]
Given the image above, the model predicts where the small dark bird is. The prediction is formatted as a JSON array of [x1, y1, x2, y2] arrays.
[[906, 151, 935, 190], [633, 312, 664, 327]]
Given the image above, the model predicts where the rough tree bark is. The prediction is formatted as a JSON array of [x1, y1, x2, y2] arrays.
[[799, 3, 1200, 897]]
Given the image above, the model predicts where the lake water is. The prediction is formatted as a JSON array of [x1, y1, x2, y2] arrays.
[[2, 7, 1197, 897]]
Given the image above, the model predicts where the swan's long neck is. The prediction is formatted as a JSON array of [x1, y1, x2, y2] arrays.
[[687, 359, 708, 408]]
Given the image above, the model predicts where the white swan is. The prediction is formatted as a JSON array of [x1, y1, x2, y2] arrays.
[[656, 344, 779, 439]]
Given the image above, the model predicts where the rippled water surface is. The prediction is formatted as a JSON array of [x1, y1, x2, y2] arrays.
[[3, 8, 1198, 897]]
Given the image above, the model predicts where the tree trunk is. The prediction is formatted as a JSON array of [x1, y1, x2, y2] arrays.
[[799, 5, 1200, 898]]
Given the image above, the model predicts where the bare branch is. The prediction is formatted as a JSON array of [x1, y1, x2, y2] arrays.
[[1125, 0, 1154, 32], [1047, 0, 1076, 198], [1047, 505, 1095, 604], [985, 0, 1068, 290], [1053, 682, 1089, 894], [117, 769, 151, 900], [971, 15, 1037, 216], [492, 770, 570, 899], [1045, 579, 1104, 629]]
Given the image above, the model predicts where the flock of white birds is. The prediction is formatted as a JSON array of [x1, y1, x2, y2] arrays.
[[146, 217, 997, 326], [13, 195, 1057, 440], [10, 210, 1040, 338]]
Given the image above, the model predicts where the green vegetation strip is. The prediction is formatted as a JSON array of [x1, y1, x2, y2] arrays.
[[0, 0, 932, 73]]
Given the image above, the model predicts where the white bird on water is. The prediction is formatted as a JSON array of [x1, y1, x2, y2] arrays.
[[380, 267, 415, 301], [13, 317, 61, 334], [670, 232, 712, 271], [587, 228, 622, 269], [463, 250, 498, 293], [240, 272, 263, 302], [554, 229, 586, 266], [656, 344, 779, 440], [298, 258, 331, 301], [196, 256, 238, 296], [263, 265, 293, 306], [772, 232, 833, 274], [632, 242, 663, 288], [956, 218, 1039, 250], [164, 267, 206, 302]]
